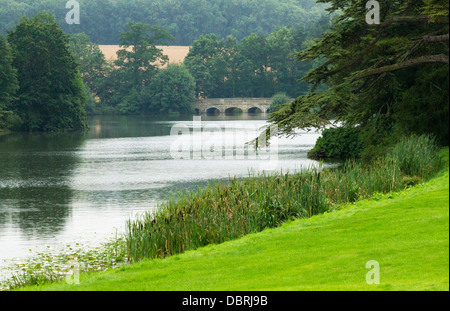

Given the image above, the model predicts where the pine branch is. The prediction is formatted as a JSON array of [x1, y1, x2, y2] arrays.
[[352, 54, 449, 81], [320, 16, 449, 80], [421, 33, 450, 42]]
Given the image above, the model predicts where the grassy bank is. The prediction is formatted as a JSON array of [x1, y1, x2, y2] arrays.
[[125, 135, 442, 262], [22, 148, 449, 291]]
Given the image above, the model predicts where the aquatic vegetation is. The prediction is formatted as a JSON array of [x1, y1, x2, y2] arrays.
[[126, 135, 443, 262], [0, 237, 127, 291]]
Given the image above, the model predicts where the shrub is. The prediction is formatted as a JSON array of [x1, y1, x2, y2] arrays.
[[269, 93, 290, 113], [400, 175, 422, 188], [308, 127, 363, 160], [0, 110, 23, 131]]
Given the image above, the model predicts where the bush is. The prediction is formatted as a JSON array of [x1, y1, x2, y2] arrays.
[[0, 110, 23, 131], [269, 93, 290, 113], [142, 64, 196, 114], [308, 127, 363, 160], [400, 175, 422, 188]]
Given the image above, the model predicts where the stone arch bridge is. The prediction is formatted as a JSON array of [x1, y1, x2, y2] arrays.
[[194, 98, 271, 115]]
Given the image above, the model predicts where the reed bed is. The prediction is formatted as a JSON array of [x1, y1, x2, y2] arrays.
[[126, 135, 443, 262]]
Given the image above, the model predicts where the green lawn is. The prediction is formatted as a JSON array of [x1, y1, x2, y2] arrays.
[[24, 154, 449, 291]]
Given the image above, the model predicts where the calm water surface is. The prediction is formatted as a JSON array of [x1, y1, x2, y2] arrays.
[[0, 114, 327, 273]]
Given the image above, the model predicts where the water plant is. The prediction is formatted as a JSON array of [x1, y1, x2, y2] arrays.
[[125, 135, 443, 263], [0, 237, 127, 291]]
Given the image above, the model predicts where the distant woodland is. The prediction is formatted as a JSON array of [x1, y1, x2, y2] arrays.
[[0, 0, 326, 45]]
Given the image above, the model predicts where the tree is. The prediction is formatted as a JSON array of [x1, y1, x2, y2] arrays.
[[7, 12, 87, 131], [184, 34, 224, 98], [116, 23, 174, 87], [69, 33, 107, 96], [266, 27, 312, 97], [270, 92, 291, 113], [142, 64, 196, 114], [0, 34, 19, 130], [238, 33, 271, 97], [106, 22, 175, 114], [270, 0, 449, 154]]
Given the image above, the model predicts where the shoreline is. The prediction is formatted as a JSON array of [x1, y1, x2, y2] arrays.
[[0, 129, 11, 136], [18, 149, 449, 291], [3, 142, 447, 290]]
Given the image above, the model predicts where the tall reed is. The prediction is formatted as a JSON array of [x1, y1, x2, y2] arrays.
[[126, 135, 442, 262]]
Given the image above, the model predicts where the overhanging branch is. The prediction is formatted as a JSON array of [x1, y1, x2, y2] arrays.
[[421, 33, 450, 42], [321, 16, 449, 79], [352, 54, 449, 81]]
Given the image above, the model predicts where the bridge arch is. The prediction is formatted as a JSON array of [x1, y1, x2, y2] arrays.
[[225, 107, 243, 115], [206, 107, 221, 115], [247, 107, 263, 114]]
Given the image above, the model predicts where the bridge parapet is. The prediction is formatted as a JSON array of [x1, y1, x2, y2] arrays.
[[195, 98, 272, 114]]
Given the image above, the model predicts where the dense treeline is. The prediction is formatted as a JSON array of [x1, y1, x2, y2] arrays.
[[1, 11, 328, 127], [81, 22, 197, 115], [0, 0, 326, 45], [69, 18, 329, 115], [185, 18, 328, 98], [0, 34, 18, 130], [0, 13, 88, 132], [0, 1, 330, 125]]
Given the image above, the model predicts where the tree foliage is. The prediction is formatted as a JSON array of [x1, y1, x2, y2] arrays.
[[0, 0, 326, 45], [185, 19, 330, 99], [0, 34, 19, 130], [307, 127, 363, 159], [270, 93, 291, 113], [69, 33, 108, 96], [7, 12, 87, 131], [142, 64, 196, 114], [97, 22, 176, 114], [270, 0, 449, 153]]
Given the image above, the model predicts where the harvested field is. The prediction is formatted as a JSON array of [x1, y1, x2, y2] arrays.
[[98, 45, 190, 67]]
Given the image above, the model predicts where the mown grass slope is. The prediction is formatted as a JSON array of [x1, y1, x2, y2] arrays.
[[26, 149, 449, 291]]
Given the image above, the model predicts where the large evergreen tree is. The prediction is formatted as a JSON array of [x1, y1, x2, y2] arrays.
[[7, 12, 87, 131], [270, 0, 449, 154]]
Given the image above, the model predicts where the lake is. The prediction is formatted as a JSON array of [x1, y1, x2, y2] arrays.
[[0, 114, 327, 274]]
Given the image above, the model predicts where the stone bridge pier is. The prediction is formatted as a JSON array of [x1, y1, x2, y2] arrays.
[[194, 98, 272, 115]]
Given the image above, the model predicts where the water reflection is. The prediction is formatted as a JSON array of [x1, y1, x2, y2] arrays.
[[0, 133, 84, 240], [88, 114, 267, 139]]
